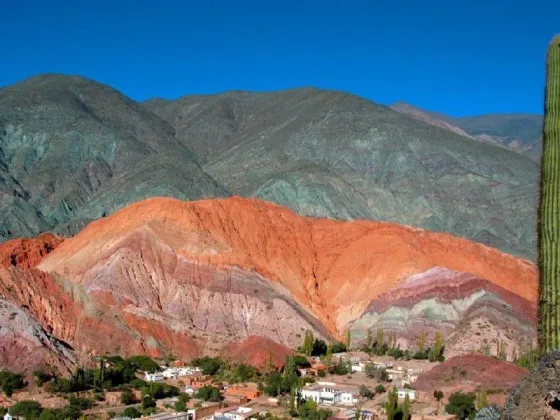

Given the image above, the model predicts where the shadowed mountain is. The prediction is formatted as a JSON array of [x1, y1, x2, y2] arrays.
[[0, 74, 228, 241], [146, 90, 539, 259]]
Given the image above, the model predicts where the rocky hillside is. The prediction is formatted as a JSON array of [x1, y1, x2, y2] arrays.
[[391, 102, 543, 161], [0, 74, 227, 241], [0, 197, 537, 372], [0, 74, 539, 261], [350, 267, 537, 359], [145, 89, 539, 259]]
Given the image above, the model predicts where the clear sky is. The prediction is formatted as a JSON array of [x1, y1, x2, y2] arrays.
[[1, 0, 558, 116]]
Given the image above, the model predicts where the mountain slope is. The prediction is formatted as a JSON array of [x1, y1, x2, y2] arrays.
[[0, 197, 537, 372], [146, 90, 539, 259], [390, 102, 543, 161], [0, 74, 228, 241]]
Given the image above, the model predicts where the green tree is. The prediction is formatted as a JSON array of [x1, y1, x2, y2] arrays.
[[191, 356, 222, 375], [445, 392, 476, 420], [539, 34, 560, 353], [123, 407, 142, 418], [345, 330, 352, 350], [302, 330, 314, 356], [366, 329, 373, 348], [332, 342, 346, 353], [141, 395, 156, 410], [195, 385, 223, 402], [325, 345, 333, 366], [434, 390, 444, 402], [311, 339, 328, 356], [428, 331, 445, 362], [476, 389, 488, 410], [175, 393, 190, 412], [375, 384, 386, 394], [402, 393, 411, 420], [418, 331, 427, 353], [386, 387, 398, 420], [0, 370, 26, 396]]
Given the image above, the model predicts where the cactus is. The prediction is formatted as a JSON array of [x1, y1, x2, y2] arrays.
[[475, 405, 502, 420], [540, 34, 560, 353]]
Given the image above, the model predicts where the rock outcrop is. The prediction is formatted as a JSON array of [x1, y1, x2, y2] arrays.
[[350, 267, 537, 357]]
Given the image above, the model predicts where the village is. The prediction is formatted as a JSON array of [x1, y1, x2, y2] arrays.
[[0, 342, 471, 420]]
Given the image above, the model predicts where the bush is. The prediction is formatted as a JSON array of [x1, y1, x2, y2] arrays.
[[359, 385, 374, 399], [128, 378, 147, 389], [365, 364, 388, 381], [142, 395, 156, 410], [121, 388, 136, 405], [332, 342, 346, 353], [33, 370, 54, 387], [292, 355, 311, 368], [311, 339, 328, 357], [123, 407, 142, 418], [332, 363, 351, 375], [445, 392, 476, 420], [175, 393, 190, 411], [0, 370, 26, 396], [375, 384, 386, 394], [434, 390, 444, 401], [195, 385, 223, 402], [298, 399, 332, 420], [10, 400, 43, 418], [68, 396, 93, 410]]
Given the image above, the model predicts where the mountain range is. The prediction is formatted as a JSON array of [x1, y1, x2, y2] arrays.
[[0, 74, 541, 259]]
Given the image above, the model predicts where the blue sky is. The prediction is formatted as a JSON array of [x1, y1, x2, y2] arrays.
[[1, 0, 558, 116]]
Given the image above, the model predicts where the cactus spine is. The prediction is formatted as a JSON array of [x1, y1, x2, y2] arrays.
[[540, 34, 560, 353]]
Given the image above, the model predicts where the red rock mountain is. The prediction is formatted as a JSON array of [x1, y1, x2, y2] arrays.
[[0, 197, 538, 373]]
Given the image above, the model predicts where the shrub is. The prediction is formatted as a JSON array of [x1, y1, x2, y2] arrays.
[[445, 392, 476, 420], [195, 385, 223, 402], [375, 384, 386, 394], [359, 385, 374, 399], [434, 390, 444, 401], [121, 388, 136, 405], [9, 400, 43, 418], [123, 407, 142, 418], [0, 370, 26, 396]]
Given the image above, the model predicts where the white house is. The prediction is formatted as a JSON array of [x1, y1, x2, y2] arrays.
[[185, 386, 195, 395], [145, 372, 164, 382], [397, 389, 416, 401], [4, 413, 14, 420], [212, 406, 253, 420], [350, 362, 366, 372], [301, 382, 359, 406]]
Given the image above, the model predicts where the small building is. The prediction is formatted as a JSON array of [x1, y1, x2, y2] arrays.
[[301, 382, 359, 406], [4, 414, 14, 420], [225, 386, 262, 401], [185, 386, 196, 395], [186, 402, 221, 420], [145, 372, 165, 382], [307, 364, 330, 376], [212, 406, 254, 420], [386, 369, 404, 381], [350, 362, 366, 372], [397, 389, 416, 401]]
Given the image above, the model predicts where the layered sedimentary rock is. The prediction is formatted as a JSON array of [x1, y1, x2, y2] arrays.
[[349, 267, 537, 357], [0, 197, 538, 373], [221, 336, 293, 369]]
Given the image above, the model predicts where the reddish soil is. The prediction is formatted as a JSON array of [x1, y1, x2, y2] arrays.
[[221, 335, 293, 369], [415, 354, 528, 394], [0, 233, 63, 268]]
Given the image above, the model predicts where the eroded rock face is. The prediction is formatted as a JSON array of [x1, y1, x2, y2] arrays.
[[349, 267, 537, 357], [0, 197, 539, 373], [221, 336, 293, 369]]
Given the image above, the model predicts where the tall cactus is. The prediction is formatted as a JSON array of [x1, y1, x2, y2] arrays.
[[540, 34, 560, 353]]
